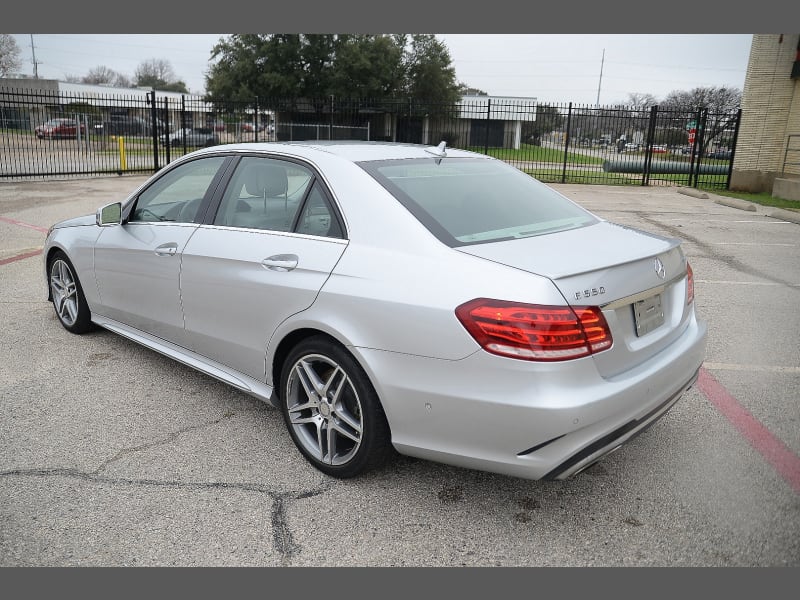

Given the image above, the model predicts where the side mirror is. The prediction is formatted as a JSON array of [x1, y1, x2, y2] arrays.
[[96, 202, 122, 226]]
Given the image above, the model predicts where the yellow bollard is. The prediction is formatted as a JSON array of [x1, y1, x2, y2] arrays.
[[118, 136, 127, 171]]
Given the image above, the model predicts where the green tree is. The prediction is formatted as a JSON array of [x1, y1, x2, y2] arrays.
[[403, 34, 460, 104], [0, 34, 22, 77], [206, 34, 304, 102], [205, 34, 463, 103], [302, 34, 337, 98], [329, 35, 405, 98]]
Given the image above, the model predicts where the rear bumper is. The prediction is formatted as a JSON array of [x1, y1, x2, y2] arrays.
[[542, 367, 699, 479], [353, 314, 707, 481]]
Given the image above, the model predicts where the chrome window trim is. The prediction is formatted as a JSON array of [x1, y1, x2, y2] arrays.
[[196, 223, 350, 245]]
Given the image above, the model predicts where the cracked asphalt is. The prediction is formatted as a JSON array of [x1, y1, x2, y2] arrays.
[[1, 174, 799, 566]]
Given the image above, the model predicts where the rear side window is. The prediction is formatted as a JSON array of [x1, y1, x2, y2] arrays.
[[214, 156, 313, 232], [213, 156, 344, 239], [359, 158, 597, 246]]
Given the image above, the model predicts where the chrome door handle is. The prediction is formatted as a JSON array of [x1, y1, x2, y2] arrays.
[[155, 243, 178, 256], [261, 254, 298, 272]]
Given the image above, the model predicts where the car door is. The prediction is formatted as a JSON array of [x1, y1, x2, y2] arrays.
[[92, 156, 230, 345], [180, 155, 348, 381]]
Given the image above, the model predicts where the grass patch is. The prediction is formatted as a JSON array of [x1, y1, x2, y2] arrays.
[[466, 144, 603, 165]]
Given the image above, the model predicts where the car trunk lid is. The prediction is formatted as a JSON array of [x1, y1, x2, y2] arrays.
[[456, 221, 693, 377]]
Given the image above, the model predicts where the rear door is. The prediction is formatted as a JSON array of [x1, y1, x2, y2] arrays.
[[180, 155, 348, 381]]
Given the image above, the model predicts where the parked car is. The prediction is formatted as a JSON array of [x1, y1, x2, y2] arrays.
[[43, 141, 707, 481], [160, 127, 220, 147], [95, 116, 152, 137], [241, 122, 263, 132], [35, 118, 86, 140], [650, 144, 667, 153]]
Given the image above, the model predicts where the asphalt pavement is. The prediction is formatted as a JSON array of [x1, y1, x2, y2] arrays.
[[1, 174, 798, 566]]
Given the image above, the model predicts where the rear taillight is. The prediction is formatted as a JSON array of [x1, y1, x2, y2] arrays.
[[686, 262, 695, 305], [455, 298, 613, 362]]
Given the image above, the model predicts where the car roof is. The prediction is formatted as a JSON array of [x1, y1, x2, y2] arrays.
[[195, 141, 487, 163]]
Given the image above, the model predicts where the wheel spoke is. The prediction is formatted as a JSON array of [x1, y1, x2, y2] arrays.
[[333, 409, 362, 438], [321, 366, 344, 399], [318, 420, 329, 463], [64, 297, 77, 322], [326, 424, 338, 462], [330, 419, 360, 443], [289, 413, 319, 426], [296, 359, 324, 397]]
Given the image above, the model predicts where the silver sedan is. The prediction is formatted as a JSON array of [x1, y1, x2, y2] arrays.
[[43, 141, 707, 480]]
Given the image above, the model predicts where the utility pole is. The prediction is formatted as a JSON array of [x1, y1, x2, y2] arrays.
[[595, 48, 605, 107], [29, 34, 40, 79]]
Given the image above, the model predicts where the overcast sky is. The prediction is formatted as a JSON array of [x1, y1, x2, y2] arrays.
[[9, 34, 753, 105]]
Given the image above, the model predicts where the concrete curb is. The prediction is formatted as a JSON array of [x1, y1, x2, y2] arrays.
[[676, 187, 709, 199], [767, 208, 800, 224], [713, 197, 757, 212]]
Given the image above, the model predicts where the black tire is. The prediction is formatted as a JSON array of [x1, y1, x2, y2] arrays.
[[48, 251, 95, 334], [280, 336, 393, 478]]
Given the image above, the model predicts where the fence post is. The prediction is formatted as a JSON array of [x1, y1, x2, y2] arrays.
[[329, 95, 334, 140], [642, 105, 658, 186], [726, 108, 742, 190], [148, 90, 159, 171], [689, 108, 701, 187], [692, 108, 709, 189], [484, 98, 491, 155], [254, 97, 259, 143], [562, 102, 573, 184], [163, 96, 171, 165]]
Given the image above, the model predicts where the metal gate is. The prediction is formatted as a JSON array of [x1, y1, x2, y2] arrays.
[[1, 87, 740, 190]]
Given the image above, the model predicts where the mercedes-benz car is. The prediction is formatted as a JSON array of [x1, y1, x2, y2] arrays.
[[43, 141, 707, 480]]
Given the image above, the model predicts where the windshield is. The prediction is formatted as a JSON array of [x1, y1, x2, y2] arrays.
[[359, 157, 598, 247]]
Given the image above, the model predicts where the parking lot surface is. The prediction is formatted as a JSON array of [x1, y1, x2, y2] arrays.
[[1, 175, 798, 566]]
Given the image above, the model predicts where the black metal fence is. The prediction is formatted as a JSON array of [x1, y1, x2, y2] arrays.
[[1, 87, 740, 189]]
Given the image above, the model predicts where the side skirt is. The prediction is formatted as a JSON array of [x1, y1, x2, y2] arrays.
[[91, 315, 276, 406]]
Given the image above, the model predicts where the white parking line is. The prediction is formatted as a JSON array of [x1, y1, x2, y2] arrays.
[[710, 242, 797, 247], [704, 362, 800, 374]]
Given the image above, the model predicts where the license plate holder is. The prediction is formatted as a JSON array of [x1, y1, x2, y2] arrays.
[[633, 293, 664, 336]]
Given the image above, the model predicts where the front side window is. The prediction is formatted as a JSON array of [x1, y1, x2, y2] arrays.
[[130, 156, 227, 223], [360, 158, 598, 246]]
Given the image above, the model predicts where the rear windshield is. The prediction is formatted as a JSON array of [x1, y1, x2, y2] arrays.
[[359, 157, 597, 246]]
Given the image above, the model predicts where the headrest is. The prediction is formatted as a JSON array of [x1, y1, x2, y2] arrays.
[[243, 163, 288, 197]]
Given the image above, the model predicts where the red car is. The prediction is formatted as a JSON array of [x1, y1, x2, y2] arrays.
[[35, 118, 87, 140]]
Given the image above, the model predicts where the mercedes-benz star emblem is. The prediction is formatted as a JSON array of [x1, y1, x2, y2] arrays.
[[654, 257, 667, 279]]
